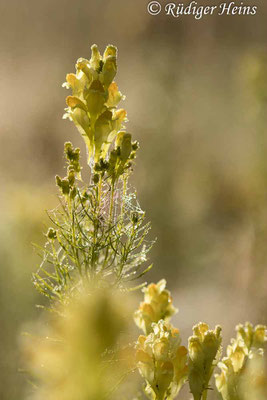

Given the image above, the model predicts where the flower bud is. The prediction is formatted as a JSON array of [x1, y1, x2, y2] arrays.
[[46, 228, 57, 240], [93, 174, 99, 184], [101, 55, 117, 88], [103, 45, 117, 61], [90, 44, 102, 70]]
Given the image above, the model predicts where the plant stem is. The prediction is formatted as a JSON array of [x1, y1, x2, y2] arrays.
[[109, 182, 115, 224], [202, 389, 208, 400]]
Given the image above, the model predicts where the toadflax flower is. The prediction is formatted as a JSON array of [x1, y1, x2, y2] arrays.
[[62, 44, 138, 181], [136, 320, 188, 400], [188, 322, 222, 400], [215, 323, 267, 400], [134, 279, 177, 335]]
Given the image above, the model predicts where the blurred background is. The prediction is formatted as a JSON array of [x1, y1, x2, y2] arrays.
[[0, 0, 266, 398]]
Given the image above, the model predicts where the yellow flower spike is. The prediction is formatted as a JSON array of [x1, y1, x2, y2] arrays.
[[63, 44, 137, 176], [188, 323, 222, 400], [134, 280, 177, 335], [136, 320, 187, 400], [215, 323, 267, 400]]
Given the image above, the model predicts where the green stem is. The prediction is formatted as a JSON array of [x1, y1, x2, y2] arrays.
[[109, 182, 115, 224], [202, 389, 208, 400], [98, 174, 103, 209]]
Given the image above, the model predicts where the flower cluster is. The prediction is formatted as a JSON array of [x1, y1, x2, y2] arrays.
[[134, 280, 177, 335], [63, 44, 138, 182], [136, 320, 188, 400], [188, 323, 222, 400], [215, 323, 267, 400], [134, 281, 187, 400]]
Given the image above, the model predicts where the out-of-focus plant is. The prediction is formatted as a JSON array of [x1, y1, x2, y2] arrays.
[[24, 288, 136, 400], [240, 350, 267, 400], [215, 323, 267, 400], [26, 44, 267, 400]]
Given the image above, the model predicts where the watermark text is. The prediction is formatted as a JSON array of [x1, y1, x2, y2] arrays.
[[147, 1, 258, 19]]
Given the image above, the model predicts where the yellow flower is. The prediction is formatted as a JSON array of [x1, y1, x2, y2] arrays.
[[63, 44, 130, 168], [134, 279, 177, 335], [136, 320, 188, 400], [236, 322, 267, 350], [188, 323, 222, 400], [215, 323, 267, 400]]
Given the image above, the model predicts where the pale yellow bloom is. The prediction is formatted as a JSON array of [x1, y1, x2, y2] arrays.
[[134, 279, 177, 335], [136, 320, 188, 400], [63, 44, 132, 169], [215, 323, 267, 400], [188, 323, 222, 400]]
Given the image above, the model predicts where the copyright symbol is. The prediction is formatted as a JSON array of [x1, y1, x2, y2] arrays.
[[147, 1, 161, 15]]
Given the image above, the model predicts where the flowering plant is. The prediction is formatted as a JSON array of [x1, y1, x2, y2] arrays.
[[25, 45, 267, 400]]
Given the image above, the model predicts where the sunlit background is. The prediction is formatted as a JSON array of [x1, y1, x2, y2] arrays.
[[0, 0, 266, 398]]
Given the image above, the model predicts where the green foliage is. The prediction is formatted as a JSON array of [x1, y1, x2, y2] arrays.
[[33, 144, 153, 301]]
